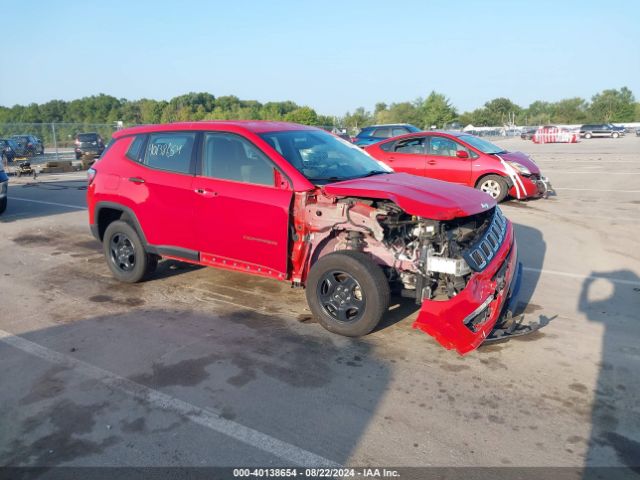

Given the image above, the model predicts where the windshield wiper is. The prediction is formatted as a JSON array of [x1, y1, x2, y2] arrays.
[[356, 170, 389, 179], [307, 176, 347, 183]]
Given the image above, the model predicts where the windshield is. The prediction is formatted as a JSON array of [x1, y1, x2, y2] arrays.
[[458, 134, 506, 154], [259, 130, 392, 184], [78, 133, 99, 142]]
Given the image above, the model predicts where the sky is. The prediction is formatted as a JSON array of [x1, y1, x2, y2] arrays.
[[1, 0, 639, 116]]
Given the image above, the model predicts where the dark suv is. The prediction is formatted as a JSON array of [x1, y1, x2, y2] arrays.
[[10, 135, 44, 156], [74, 132, 105, 160], [86, 121, 526, 355], [1, 139, 17, 163], [580, 123, 625, 139], [353, 124, 421, 147]]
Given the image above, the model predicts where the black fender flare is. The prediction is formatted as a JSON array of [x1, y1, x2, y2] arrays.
[[92, 201, 149, 246]]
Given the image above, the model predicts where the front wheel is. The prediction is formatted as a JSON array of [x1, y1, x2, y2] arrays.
[[306, 251, 390, 337], [585, 133, 592, 139], [103, 220, 155, 283], [477, 175, 508, 202], [612, 132, 619, 138]]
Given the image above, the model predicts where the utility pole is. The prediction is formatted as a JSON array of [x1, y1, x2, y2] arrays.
[[52, 122, 60, 161]]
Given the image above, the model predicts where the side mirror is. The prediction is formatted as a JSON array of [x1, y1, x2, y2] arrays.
[[456, 150, 469, 159]]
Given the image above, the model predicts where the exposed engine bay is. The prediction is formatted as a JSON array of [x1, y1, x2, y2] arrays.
[[295, 193, 504, 303]]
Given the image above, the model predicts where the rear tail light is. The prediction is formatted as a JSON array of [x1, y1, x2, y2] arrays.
[[87, 167, 97, 185]]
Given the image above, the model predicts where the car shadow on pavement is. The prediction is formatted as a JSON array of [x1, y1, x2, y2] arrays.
[[374, 295, 420, 332], [578, 270, 640, 477], [511, 223, 549, 319], [0, 308, 391, 468]]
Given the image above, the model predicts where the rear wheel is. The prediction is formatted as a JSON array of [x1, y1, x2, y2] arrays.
[[477, 175, 508, 202], [585, 132, 592, 139], [612, 132, 619, 138], [306, 251, 390, 337], [103, 220, 155, 283]]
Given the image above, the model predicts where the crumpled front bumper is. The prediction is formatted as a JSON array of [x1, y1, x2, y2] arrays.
[[508, 175, 553, 199], [412, 221, 521, 355]]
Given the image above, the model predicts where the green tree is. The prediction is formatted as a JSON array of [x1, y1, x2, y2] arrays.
[[418, 91, 457, 129], [588, 87, 635, 122], [284, 106, 319, 125], [342, 107, 373, 130], [525, 100, 553, 125], [375, 102, 420, 125], [553, 98, 588, 124]]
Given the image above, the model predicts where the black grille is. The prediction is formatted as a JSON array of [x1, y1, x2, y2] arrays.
[[463, 208, 508, 272]]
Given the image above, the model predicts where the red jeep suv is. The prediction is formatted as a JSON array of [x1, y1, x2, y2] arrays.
[[87, 121, 523, 354]]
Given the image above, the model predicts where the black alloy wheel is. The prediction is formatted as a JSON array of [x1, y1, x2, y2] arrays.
[[317, 270, 366, 323], [109, 232, 136, 273]]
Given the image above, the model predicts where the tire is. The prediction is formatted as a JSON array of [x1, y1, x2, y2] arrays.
[[0, 197, 6, 215], [477, 174, 508, 202], [585, 132, 592, 139], [103, 220, 154, 283], [612, 132, 619, 138], [306, 251, 390, 337]]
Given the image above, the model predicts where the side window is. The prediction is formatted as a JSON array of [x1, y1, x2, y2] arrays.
[[203, 133, 275, 186], [379, 141, 394, 152], [394, 137, 425, 154], [372, 127, 391, 138], [392, 127, 408, 137], [427, 136, 462, 157], [126, 135, 146, 162], [143, 132, 195, 174]]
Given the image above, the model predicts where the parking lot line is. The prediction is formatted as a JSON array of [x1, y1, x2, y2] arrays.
[[523, 267, 640, 286], [553, 188, 640, 193], [7, 196, 86, 210], [0, 328, 340, 467]]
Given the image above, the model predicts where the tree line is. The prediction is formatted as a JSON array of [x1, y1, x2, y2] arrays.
[[1, 87, 638, 132]]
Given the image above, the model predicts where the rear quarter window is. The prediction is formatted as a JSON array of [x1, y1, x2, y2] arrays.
[[126, 135, 146, 162]]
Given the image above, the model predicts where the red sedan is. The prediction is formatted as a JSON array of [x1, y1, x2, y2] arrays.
[[365, 131, 552, 201]]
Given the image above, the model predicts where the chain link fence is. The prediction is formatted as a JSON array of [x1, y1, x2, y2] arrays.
[[0, 122, 128, 163]]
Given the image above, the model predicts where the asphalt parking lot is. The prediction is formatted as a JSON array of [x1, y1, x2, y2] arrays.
[[0, 136, 639, 473]]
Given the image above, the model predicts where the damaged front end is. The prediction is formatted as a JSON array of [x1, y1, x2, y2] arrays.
[[295, 191, 525, 355]]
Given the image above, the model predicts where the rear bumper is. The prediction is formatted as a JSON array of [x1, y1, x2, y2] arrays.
[[76, 149, 104, 157], [413, 222, 521, 355]]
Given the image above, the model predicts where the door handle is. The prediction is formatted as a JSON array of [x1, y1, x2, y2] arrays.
[[194, 188, 218, 198], [128, 177, 145, 184], [387, 156, 396, 162], [427, 160, 437, 165]]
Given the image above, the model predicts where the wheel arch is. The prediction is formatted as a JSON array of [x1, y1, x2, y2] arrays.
[[94, 202, 149, 246], [474, 172, 513, 189]]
